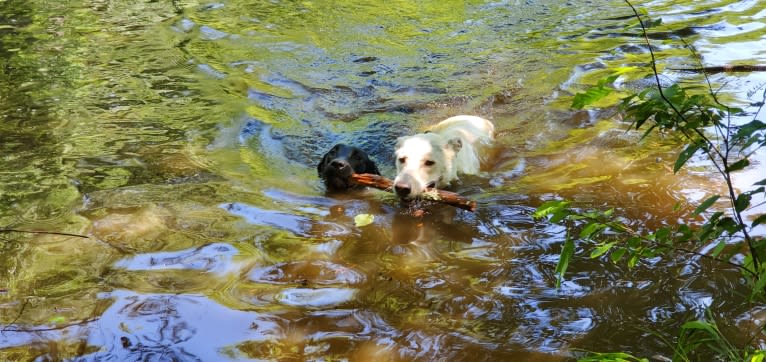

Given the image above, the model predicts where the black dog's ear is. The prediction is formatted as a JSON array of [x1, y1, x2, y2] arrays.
[[317, 152, 330, 177], [365, 158, 380, 175]]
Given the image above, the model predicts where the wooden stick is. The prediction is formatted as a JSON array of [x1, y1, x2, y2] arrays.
[[350, 173, 477, 212]]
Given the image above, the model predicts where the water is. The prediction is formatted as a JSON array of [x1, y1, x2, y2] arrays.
[[0, 0, 764, 360]]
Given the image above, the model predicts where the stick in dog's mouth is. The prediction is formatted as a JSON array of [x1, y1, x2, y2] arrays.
[[349, 173, 477, 212]]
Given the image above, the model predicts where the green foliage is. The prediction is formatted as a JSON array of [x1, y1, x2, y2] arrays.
[[665, 311, 766, 362], [577, 352, 649, 362], [542, 42, 766, 293], [571, 75, 619, 110], [536, 1, 766, 359], [575, 314, 766, 362]]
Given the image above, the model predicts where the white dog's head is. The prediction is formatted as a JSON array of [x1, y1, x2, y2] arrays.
[[393, 133, 462, 200]]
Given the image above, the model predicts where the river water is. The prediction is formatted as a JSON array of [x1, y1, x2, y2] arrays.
[[0, 0, 764, 360]]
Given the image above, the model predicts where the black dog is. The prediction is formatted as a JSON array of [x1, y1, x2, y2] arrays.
[[317, 144, 380, 191]]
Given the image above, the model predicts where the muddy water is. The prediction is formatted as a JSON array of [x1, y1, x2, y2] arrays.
[[0, 0, 764, 360]]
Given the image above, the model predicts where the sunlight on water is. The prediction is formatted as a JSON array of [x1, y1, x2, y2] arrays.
[[0, 0, 764, 359]]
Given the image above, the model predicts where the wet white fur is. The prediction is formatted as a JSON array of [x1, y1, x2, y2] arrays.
[[394, 115, 494, 197]]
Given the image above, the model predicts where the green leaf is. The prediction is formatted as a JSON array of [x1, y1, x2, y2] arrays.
[[578, 352, 649, 362], [735, 120, 766, 139], [692, 195, 720, 217], [674, 143, 700, 173], [681, 320, 718, 335], [654, 227, 671, 243], [556, 237, 575, 288], [645, 18, 662, 28], [749, 351, 765, 362], [533, 200, 569, 219], [710, 240, 726, 258], [590, 242, 616, 258], [663, 84, 685, 105], [750, 276, 766, 301], [726, 158, 750, 172], [572, 87, 611, 109], [571, 75, 619, 109], [753, 214, 766, 227], [354, 214, 375, 227], [710, 240, 727, 258], [610, 247, 626, 263], [735, 193, 752, 213], [579, 222, 605, 239], [550, 209, 569, 224]]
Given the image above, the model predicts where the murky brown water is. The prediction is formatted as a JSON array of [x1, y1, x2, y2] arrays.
[[0, 0, 764, 360]]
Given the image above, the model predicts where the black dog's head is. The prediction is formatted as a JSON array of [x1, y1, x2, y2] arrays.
[[317, 144, 380, 191]]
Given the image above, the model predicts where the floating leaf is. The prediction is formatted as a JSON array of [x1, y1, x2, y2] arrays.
[[49, 316, 66, 324], [353, 214, 375, 227]]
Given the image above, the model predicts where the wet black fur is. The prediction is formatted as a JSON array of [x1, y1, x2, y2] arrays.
[[317, 144, 380, 191]]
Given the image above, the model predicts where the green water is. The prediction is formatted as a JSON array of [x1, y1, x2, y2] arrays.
[[0, 0, 764, 360]]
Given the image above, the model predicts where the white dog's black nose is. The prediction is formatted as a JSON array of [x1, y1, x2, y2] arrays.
[[394, 183, 411, 198]]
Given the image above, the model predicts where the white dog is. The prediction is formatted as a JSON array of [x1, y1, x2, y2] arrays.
[[393, 115, 494, 199]]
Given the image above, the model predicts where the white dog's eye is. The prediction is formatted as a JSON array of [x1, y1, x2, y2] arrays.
[[424, 160, 435, 166], [398, 157, 406, 164]]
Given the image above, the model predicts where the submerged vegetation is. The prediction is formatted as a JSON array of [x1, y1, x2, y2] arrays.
[[535, 1, 766, 360]]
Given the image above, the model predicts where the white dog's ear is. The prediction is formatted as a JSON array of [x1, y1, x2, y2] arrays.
[[446, 137, 462, 152]]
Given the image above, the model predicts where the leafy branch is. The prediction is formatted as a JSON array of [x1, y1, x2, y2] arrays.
[[539, 0, 766, 299]]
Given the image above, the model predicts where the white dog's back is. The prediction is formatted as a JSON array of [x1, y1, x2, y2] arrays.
[[428, 115, 495, 145], [429, 115, 494, 174]]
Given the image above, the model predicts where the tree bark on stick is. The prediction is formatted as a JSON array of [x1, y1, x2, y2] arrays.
[[350, 173, 477, 212]]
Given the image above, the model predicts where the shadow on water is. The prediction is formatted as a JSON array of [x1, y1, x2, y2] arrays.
[[0, 0, 764, 360]]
